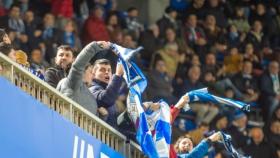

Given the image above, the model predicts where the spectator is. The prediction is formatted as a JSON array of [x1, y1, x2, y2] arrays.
[[244, 20, 268, 52], [174, 132, 222, 158], [122, 33, 136, 49], [82, 5, 109, 45], [37, 13, 63, 63], [23, 10, 39, 52], [231, 60, 259, 102], [210, 113, 228, 131], [0, 43, 16, 61], [204, 0, 228, 28], [184, 0, 206, 21], [268, 120, 280, 157], [227, 24, 243, 48], [223, 47, 243, 76], [157, 6, 180, 39], [260, 61, 280, 120], [271, 106, 280, 122], [154, 43, 182, 78], [0, 4, 25, 34], [183, 14, 207, 58], [57, 41, 111, 115], [203, 14, 223, 47], [243, 127, 277, 158], [243, 43, 262, 73], [124, 7, 143, 39], [60, 19, 82, 51], [249, 3, 271, 34], [146, 58, 176, 104], [269, 6, 280, 48], [227, 110, 249, 149], [138, 24, 161, 66], [202, 53, 223, 79], [0, 28, 11, 44], [29, 48, 48, 73], [44, 45, 74, 88], [89, 59, 124, 127], [105, 12, 122, 41], [228, 6, 250, 33]]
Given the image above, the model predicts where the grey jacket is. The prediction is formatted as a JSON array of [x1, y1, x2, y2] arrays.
[[56, 42, 102, 115]]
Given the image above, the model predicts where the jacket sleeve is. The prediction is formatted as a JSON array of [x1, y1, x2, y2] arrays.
[[178, 140, 210, 158], [45, 68, 58, 88], [260, 74, 276, 97], [67, 42, 103, 90], [170, 106, 180, 124], [89, 75, 123, 107]]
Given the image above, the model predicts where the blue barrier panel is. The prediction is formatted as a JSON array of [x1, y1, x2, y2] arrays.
[[0, 77, 124, 158]]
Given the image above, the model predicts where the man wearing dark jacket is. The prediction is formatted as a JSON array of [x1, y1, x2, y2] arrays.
[[45, 45, 74, 88], [89, 59, 124, 127]]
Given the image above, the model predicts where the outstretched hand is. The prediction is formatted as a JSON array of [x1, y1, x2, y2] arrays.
[[175, 95, 189, 109], [208, 132, 222, 142], [96, 41, 111, 49]]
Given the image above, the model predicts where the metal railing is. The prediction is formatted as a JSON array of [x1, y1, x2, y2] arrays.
[[0, 53, 145, 158]]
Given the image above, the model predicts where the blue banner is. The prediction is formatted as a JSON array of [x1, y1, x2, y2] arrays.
[[0, 77, 124, 158]]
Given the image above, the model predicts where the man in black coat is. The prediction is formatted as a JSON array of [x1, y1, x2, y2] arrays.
[[243, 127, 277, 158], [260, 61, 280, 120], [45, 45, 74, 88]]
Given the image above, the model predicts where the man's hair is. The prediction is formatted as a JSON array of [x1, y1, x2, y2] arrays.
[[0, 43, 13, 56], [57, 45, 74, 55], [127, 7, 137, 12], [93, 59, 111, 67]]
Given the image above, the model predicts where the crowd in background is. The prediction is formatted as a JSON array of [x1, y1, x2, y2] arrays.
[[0, 0, 280, 157]]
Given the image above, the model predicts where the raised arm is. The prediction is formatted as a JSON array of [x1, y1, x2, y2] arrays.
[[67, 41, 110, 90]]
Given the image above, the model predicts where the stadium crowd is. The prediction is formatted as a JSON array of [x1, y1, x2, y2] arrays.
[[0, 0, 280, 157]]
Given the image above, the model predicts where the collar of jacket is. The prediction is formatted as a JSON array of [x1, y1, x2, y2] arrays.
[[92, 79, 108, 88]]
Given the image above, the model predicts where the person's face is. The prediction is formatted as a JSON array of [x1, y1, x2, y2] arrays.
[[31, 49, 43, 64], [235, 115, 247, 128], [253, 21, 262, 32], [129, 9, 138, 18], [236, 8, 244, 17], [188, 67, 201, 82], [269, 62, 279, 75], [243, 62, 253, 75], [24, 11, 34, 23], [245, 44, 254, 54], [257, 4, 265, 15], [270, 121, 280, 135], [44, 14, 55, 27], [188, 15, 197, 27], [191, 55, 200, 66], [206, 15, 216, 26], [10, 6, 20, 19], [94, 8, 104, 19], [83, 66, 94, 85], [194, 0, 205, 8], [170, 11, 177, 19], [204, 72, 215, 82], [93, 64, 112, 84], [250, 128, 264, 144], [3, 33, 11, 44], [8, 49, 16, 61], [166, 28, 176, 42], [55, 49, 74, 69], [217, 117, 228, 130], [209, 0, 219, 7], [225, 89, 234, 98], [109, 15, 118, 26], [206, 54, 216, 66], [179, 138, 193, 153], [155, 60, 167, 73], [65, 21, 74, 33], [123, 35, 134, 48]]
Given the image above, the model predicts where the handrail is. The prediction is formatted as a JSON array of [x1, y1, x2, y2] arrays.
[[0, 53, 145, 158]]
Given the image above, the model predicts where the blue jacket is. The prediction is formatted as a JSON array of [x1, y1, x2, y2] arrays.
[[178, 139, 210, 158], [89, 75, 123, 127]]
